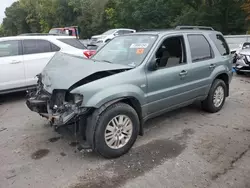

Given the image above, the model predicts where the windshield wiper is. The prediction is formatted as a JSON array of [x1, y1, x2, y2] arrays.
[[101, 60, 112, 64], [92, 59, 112, 64]]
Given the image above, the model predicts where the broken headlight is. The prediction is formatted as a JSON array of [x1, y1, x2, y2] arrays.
[[73, 94, 83, 106]]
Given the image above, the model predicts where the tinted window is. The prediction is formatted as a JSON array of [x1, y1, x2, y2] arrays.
[[51, 43, 60, 52], [123, 30, 134, 34], [210, 34, 230, 55], [116, 30, 124, 35], [23, 39, 52, 55], [58, 38, 86, 49], [188, 34, 212, 62], [0, 40, 20, 57]]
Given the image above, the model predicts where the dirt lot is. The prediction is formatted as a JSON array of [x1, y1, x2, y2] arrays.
[[0, 75, 250, 188]]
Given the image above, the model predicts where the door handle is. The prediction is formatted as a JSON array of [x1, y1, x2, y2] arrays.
[[10, 60, 21, 64], [209, 64, 216, 69], [179, 70, 188, 77]]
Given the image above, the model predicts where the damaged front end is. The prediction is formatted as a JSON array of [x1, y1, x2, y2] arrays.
[[26, 74, 90, 128]]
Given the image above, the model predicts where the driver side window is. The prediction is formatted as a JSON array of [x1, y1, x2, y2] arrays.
[[155, 36, 186, 68]]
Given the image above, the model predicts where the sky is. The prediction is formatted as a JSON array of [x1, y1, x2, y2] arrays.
[[1, 0, 16, 23]]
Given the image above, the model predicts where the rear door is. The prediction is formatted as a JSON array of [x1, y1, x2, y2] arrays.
[[0, 40, 25, 92], [22, 39, 59, 87], [185, 34, 216, 97]]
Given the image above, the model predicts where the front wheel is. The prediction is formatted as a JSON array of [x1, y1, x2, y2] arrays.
[[93, 103, 139, 158], [201, 79, 227, 113]]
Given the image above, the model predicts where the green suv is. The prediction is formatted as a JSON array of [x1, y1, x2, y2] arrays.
[[27, 26, 233, 158]]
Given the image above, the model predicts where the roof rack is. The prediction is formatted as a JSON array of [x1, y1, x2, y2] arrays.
[[175, 26, 214, 31]]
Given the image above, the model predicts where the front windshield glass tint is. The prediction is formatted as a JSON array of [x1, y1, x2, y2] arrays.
[[102, 29, 116, 35], [92, 35, 157, 67]]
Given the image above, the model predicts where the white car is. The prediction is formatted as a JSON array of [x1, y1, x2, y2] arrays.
[[0, 35, 92, 94], [90, 28, 136, 44]]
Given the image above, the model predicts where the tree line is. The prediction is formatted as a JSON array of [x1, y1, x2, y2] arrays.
[[0, 0, 249, 39]]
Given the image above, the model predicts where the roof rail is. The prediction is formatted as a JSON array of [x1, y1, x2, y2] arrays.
[[175, 26, 214, 31], [138, 28, 171, 32]]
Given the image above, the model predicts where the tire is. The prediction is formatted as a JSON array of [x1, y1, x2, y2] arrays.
[[93, 102, 139, 158], [201, 79, 227, 113]]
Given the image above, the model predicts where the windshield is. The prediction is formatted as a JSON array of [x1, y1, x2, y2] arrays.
[[242, 42, 250, 49], [49, 29, 64, 34], [102, 29, 117, 35], [92, 35, 157, 67]]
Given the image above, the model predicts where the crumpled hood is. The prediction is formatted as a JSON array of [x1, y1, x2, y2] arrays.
[[41, 52, 131, 93], [239, 49, 250, 56]]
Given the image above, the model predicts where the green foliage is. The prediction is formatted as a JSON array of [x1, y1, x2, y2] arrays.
[[0, 0, 249, 38]]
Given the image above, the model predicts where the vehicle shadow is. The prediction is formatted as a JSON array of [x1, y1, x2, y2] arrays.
[[0, 91, 27, 105]]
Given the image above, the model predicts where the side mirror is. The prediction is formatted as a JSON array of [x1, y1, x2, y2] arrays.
[[114, 32, 119, 36], [148, 59, 158, 71]]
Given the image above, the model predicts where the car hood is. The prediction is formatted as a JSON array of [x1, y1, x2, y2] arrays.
[[239, 49, 250, 56], [41, 52, 132, 93]]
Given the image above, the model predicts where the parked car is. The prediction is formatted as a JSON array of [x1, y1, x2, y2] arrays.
[[49, 26, 80, 38], [26, 26, 233, 159], [234, 45, 250, 74], [0, 35, 95, 94], [90, 28, 136, 44], [231, 42, 250, 64]]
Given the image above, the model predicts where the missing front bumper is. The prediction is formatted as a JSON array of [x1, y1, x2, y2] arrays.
[[26, 96, 90, 128]]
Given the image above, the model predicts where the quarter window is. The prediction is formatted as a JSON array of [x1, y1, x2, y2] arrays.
[[0, 40, 20, 57], [188, 34, 213, 62], [51, 43, 60, 52], [210, 34, 230, 56]]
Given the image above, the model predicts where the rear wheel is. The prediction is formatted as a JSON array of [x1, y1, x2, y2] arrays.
[[93, 103, 139, 158], [202, 79, 227, 113]]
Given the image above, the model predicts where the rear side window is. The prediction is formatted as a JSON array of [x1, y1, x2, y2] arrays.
[[210, 34, 230, 56], [123, 30, 134, 34], [23, 39, 51, 55], [0, 40, 20, 57], [188, 34, 213, 62], [58, 38, 86, 49], [51, 43, 60, 52]]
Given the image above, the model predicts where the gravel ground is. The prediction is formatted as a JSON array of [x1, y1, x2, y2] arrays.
[[0, 75, 250, 188]]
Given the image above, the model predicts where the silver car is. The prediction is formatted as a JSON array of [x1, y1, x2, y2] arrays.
[[26, 26, 233, 158], [234, 44, 250, 74]]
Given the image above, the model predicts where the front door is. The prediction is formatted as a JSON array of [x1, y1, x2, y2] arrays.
[[145, 35, 193, 116], [0, 40, 25, 92]]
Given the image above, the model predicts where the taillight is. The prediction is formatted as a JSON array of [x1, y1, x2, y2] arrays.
[[83, 50, 96, 58]]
